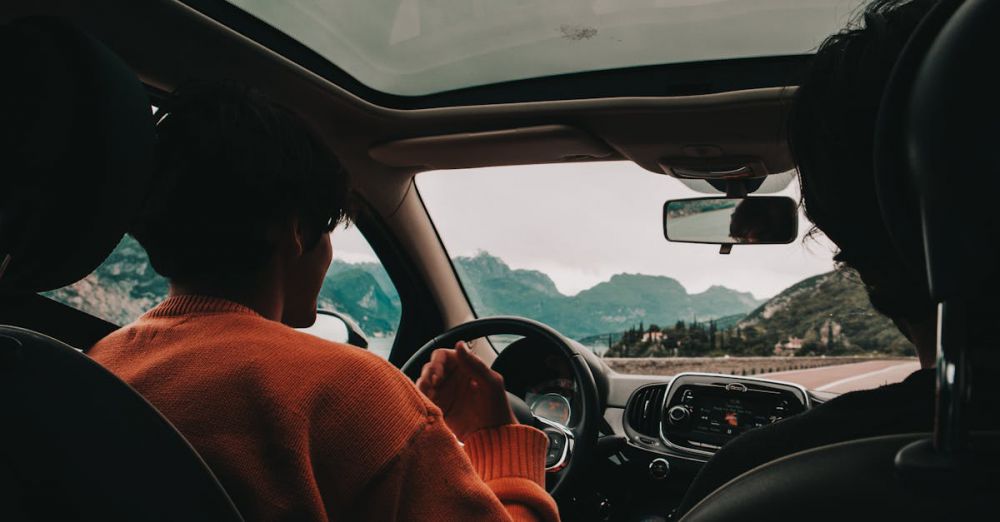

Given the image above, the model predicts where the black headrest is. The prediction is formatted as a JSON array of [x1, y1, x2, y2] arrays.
[[872, 0, 964, 288], [907, 0, 1000, 301], [0, 17, 155, 295]]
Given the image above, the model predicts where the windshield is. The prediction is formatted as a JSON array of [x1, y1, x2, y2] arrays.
[[226, 0, 864, 96], [416, 162, 919, 393]]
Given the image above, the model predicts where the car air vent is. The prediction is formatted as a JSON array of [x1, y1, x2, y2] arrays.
[[626, 384, 667, 437]]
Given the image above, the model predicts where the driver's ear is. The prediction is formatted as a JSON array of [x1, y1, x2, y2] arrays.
[[274, 217, 306, 258], [290, 217, 307, 257]]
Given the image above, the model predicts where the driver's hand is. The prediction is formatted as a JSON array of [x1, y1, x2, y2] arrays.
[[416, 341, 518, 441]]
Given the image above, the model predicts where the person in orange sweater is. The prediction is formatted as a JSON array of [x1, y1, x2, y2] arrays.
[[89, 82, 559, 521]]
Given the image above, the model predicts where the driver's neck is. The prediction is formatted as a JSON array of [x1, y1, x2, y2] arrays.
[[169, 272, 285, 323]]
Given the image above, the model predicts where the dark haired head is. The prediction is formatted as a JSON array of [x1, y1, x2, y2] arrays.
[[133, 81, 353, 286], [729, 198, 796, 244], [789, 0, 936, 330]]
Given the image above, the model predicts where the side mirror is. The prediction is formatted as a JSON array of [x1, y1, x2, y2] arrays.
[[664, 196, 798, 246], [299, 310, 369, 349]]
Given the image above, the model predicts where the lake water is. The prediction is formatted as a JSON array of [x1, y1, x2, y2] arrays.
[[369, 336, 394, 359]]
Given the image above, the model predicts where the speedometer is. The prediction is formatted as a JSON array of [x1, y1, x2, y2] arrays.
[[530, 393, 572, 426]]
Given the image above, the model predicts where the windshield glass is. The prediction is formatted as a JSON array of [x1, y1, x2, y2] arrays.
[[416, 162, 919, 393], [226, 0, 864, 96]]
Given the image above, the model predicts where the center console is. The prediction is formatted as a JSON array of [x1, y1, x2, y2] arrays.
[[660, 373, 809, 455]]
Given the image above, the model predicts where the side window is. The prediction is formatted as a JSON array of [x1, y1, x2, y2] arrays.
[[43, 234, 167, 325], [317, 225, 401, 358], [44, 225, 401, 359]]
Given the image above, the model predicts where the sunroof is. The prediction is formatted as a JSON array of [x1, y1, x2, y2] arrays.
[[226, 0, 863, 97]]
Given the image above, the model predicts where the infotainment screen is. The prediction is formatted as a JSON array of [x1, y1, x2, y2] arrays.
[[662, 380, 805, 452], [690, 392, 778, 437]]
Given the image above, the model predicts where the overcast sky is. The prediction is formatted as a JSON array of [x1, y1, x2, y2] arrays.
[[334, 161, 838, 301]]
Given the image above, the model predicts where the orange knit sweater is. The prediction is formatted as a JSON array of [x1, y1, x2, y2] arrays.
[[89, 295, 559, 521]]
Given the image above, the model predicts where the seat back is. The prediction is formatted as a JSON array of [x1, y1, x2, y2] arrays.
[[680, 433, 997, 521], [0, 17, 242, 521], [0, 327, 244, 521]]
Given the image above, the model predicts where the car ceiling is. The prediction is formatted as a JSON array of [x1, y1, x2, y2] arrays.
[[2, 0, 801, 334]]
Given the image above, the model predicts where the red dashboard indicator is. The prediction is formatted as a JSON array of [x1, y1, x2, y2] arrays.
[[725, 411, 739, 427]]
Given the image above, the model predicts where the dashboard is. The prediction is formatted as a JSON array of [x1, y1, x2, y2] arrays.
[[658, 374, 808, 455], [623, 373, 810, 458], [489, 335, 817, 520]]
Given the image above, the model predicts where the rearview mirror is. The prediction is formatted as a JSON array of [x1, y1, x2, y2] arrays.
[[663, 197, 798, 245]]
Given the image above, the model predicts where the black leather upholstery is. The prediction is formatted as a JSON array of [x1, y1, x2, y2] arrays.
[[906, 0, 1000, 301], [680, 433, 996, 521], [0, 327, 243, 521], [0, 17, 243, 521], [0, 17, 155, 294]]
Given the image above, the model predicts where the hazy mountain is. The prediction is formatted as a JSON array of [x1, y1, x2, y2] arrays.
[[714, 313, 747, 330], [44, 241, 767, 344], [454, 252, 765, 339], [322, 260, 400, 335]]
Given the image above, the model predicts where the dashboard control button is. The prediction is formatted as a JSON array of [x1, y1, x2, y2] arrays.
[[667, 405, 690, 424], [649, 458, 670, 480]]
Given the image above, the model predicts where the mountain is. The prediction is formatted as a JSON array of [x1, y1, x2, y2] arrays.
[[453, 252, 765, 339], [43, 235, 168, 325], [321, 260, 400, 335], [739, 269, 914, 355], [42, 241, 766, 344], [714, 313, 747, 330]]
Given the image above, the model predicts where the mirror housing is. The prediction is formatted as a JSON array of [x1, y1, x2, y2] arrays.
[[298, 310, 369, 348], [664, 196, 798, 245]]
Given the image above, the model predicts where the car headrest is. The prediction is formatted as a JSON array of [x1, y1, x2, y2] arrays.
[[0, 17, 155, 295], [872, 0, 964, 289], [907, 0, 1000, 301]]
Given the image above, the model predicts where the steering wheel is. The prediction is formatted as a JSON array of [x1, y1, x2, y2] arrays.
[[401, 316, 600, 498]]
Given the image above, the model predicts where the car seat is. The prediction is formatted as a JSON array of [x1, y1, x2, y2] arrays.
[[0, 16, 243, 521]]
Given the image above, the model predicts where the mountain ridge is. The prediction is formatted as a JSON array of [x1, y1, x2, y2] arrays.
[[44, 238, 766, 342]]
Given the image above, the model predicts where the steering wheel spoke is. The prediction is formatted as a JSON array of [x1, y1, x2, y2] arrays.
[[535, 416, 574, 473]]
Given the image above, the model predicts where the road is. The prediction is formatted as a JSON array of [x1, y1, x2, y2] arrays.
[[668, 208, 735, 243], [761, 359, 921, 394]]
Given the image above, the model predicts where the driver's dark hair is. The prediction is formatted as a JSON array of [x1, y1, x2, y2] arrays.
[[132, 81, 354, 285], [789, 0, 935, 324]]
